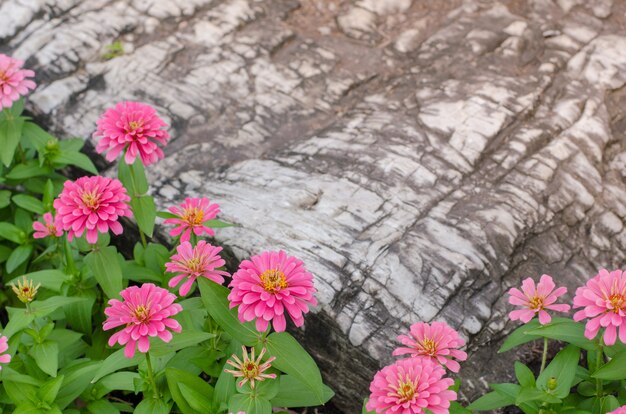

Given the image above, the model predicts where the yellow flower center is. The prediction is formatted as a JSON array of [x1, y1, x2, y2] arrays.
[[0, 70, 7, 82], [81, 190, 101, 210], [419, 338, 438, 357], [609, 294, 625, 313], [184, 257, 203, 274], [133, 305, 150, 322], [528, 296, 544, 310], [128, 120, 143, 131], [396, 378, 416, 403], [260, 269, 288, 294], [243, 362, 259, 379], [182, 207, 204, 226]]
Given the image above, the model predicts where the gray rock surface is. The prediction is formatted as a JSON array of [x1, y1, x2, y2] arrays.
[[3, 0, 626, 411]]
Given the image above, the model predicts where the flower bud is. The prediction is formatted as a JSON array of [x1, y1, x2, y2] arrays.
[[547, 377, 558, 390]]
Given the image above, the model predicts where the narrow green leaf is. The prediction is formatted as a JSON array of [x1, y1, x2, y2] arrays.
[[166, 367, 215, 414], [30, 295, 89, 318], [118, 157, 148, 196], [39, 375, 64, 403], [592, 349, 626, 380], [156, 211, 178, 219], [94, 372, 141, 399], [270, 375, 334, 408], [266, 332, 325, 404], [467, 389, 514, 411], [122, 261, 162, 282], [21, 122, 53, 149], [179, 383, 215, 413], [0, 222, 26, 243], [29, 341, 59, 376], [3, 307, 35, 338], [0, 116, 25, 167], [514, 362, 535, 388], [228, 393, 272, 414], [6, 160, 53, 179], [204, 219, 237, 228], [537, 345, 581, 398], [0, 190, 11, 208], [91, 348, 142, 383], [52, 151, 98, 174], [198, 278, 260, 346], [131, 195, 156, 237], [7, 244, 33, 273], [214, 360, 237, 407], [526, 320, 597, 350], [63, 289, 96, 334], [56, 361, 102, 409], [150, 331, 215, 357], [87, 399, 121, 414], [7, 269, 69, 292], [449, 401, 472, 414], [12, 194, 44, 214], [134, 399, 170, 414], [85, 246, 124, 299]]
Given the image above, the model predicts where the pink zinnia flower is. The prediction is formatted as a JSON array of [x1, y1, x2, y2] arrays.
[[573, 269, 626, 346], [0, 54, 36, 110], [103, 283, 183, 358], [608, 407, 626, 414], [165, 240, 230, 296], [163, 197, 220, 243], [0, 335, 11, 369], [53, 176, 132, 244], [228, 250, 317, 332], [366, 357, 457, 414], [508, 274, 570, 325], [392, 321, 467, 373], [94, 101, 170, 166], [32, 212, 63, 239], [224, 346, 277, 389]]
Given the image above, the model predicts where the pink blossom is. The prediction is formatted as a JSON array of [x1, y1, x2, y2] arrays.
[[165, 240, 230, 296], [103, 283, 182, 358], [0, 335, 11, 369], [53, 176, 132, 244], [163, 197, 220, 243], [0, 54, 36, 110], [508, 274, 570, 325], [608, 407, 626, 414], [573, 269, 626, 346], [392, 321, 467, 373], [366, 357, 457, 414], [228, 250, 317, 332], [32, 212, 63, 239], [94, 101, 170, 166]]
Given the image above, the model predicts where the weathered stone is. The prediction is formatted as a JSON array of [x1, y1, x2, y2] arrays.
[[3, 0, 626, 412]]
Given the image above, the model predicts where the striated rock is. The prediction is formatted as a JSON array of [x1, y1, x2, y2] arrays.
[[2, 0, 626, 411]]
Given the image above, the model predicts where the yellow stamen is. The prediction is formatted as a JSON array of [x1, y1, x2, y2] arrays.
[[419, 338, 438, 357], [81, 190, 100, 210], [133, 305, 150, 322], [395, 377, 416, 403], [128, 121, 143, 131], [609, 294, 625, 313], [182, 207, 204, 226], [260, 269, 288, 294]]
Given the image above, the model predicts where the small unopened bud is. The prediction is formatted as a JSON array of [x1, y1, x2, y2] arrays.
[[547, 377, 558, 390], [10, 277, 41, 303], [45, 139, 59, 151]]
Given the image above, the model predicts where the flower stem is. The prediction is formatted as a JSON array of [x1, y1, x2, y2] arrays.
[[63, 237, 77, 276], [539, 337, 548, 374], [139, 230, 148, 248], [145, 352, 159, 400], [596, 341, 604, 396]]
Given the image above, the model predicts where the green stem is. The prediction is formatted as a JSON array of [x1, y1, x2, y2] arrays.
[[540, 337, 548, 374], [63, 237, 77, 276], [145, 352, 159, 400], [139, 230, 148, 248], [596, 342, 604, 396]]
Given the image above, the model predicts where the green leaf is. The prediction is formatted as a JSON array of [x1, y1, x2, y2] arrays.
[[0, 190, 11, 208], [87, 399, 121, 414], [21, 122, 53, 149], [449, 401, 472, 414], [515, 387, 545, 405], [39, 375, 64, 403], [85, 246, 124, 299], [537, 344, 581, 398], [131, 195, 156, 237], [515, 362, 536, 387], [29, 341, 59, 376], [7, 269, 68, 292], [118, 157, 148, 196], [30, 295, 89, 318], [3, 307, 35, 338], [6, 160, 53, 179], [0, 221, 26, 243], [526, 320, 597, 350], [214, 360, 237, 407], [228, 393, 272, 414], [134, 399, 170, 414], [91, 348, 142, 383], [12, 194, 44, 214], [466, 390, 514, 411], [56, 361, 102, 409], [156, 211, 178, 219], [11, 402, 47, 414], [491, 383, 539, 413], [204, 219, 237, 228], [63, 289, 96, 334], [592, 349, 626, 380], [93, 372, 141, 399], [178, 383, 215, 413], [42, 179, 55, 211], [0, 116, 24, 167], [150, 331, 215, 357], [499, 318, 553, 353], [52, 151, 98, 174], [166, 367, 216, 414], [198, 278, 260, 346], [270, 375, 334, 407], [266, 332, 325, 404], [122, 261, 162, 283], [7, 244, 33, 273]]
